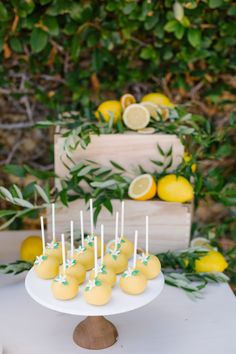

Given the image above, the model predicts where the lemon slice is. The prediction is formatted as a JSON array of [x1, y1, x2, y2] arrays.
[[120, 93, 136, 109], [190, 237, 211, 249], [123, 104, 150, 130], [128, 174, 156, 201], [137, 127, 155, 134]]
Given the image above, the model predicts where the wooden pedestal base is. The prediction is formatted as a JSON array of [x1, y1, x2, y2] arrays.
[[73, 316, 118, 350]]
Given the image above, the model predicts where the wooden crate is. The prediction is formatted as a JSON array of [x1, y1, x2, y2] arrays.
[[47, 199, 191, 254], [50, 132, 191, 252]]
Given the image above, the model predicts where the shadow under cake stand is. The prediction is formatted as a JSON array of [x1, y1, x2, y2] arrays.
[[25, 268, 164, 350]]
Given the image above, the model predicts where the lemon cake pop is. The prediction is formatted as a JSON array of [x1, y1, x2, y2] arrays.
[[45, 203, 63, 263], [136, 216, 161, 280], [89, 224, 116, 287], [120, 231, 147, 295], [72, 210, 94, 270], [103, 212, 128, 274], [51, 234, 78, 300], [107, 201, 134, 259], [34, 216, 59, 279], [59, 221, 86, 285], [84, 237, 112, 306], [83, 199, 104, 258]]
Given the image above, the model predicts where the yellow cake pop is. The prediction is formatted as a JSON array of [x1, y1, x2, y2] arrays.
[[120, 231, 147, 295], [103, 249, 128, 274], [51, 234, 79, 300], [34, 216, 59, 279], [34, 254, 59, 279], [136, 254, 161, 280], [84, 236, 112, 306], [89, 224, 116, 287], [136, 216, 161, 279], [73, 245, 94, 271], [59, 221, 86, 285], [51, 274, 78, 300], [84, 278, 112, 305]]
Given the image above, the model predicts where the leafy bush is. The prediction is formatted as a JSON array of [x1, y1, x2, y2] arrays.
[[0, 0, 236, 109]]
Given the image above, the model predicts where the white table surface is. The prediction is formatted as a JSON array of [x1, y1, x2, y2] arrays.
[[0, 273, 236, 354]]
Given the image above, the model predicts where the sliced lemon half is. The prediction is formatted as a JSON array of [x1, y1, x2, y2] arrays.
[[120, 93, 136, 109], [128, 174, 156, 201], [123, 104, 150, 130]]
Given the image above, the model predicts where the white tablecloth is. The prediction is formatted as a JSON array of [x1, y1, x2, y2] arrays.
[[0, 274, 236, 354]]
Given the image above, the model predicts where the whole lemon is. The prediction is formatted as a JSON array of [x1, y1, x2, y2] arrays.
[[20, 236, 42, 262], [157, 174, 194, 203], [95, 100, 122, 124], [141, 93, 174, 108], [195, 251, 228, 273]]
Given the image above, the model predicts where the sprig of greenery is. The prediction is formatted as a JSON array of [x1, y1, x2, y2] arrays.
[[0, 260, 33, 275]]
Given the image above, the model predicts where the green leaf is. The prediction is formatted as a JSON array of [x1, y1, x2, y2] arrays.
[[34, 185, 50, 203], [0, 3, 9, 21], [164, 20, 178, 33], [71, 34, 81, 60], [3, 165, 26, 178], [122, 2, 136, 15], [140, 45, 156, 60], [0, 210, 17, 218], [157, 144, 165, 156], [9, 38, 23, 52], [209, 0, 223, 9], [110, 161, 126, 171], [0, 187, 14, 202], [13, 198, 34, 208], [187, 28, 201, 48], [43, 16, 59, 36], [30, 28, 48, 53]]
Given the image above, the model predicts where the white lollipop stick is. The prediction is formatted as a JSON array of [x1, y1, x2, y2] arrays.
[[61, 234, 66, 276], [146, 216, 149, 255], [94, 236, 98, 277], [89, 199, 94, 237], [121, 201, 124, 239], [80, 210, 84, 247], [115, 211, 119, 251], [40, 216, 46, 255], [70, 220, 74, 258], [133, 230, 138, 269], [101, 224, 104, 264], [52, 203, 56, 242]]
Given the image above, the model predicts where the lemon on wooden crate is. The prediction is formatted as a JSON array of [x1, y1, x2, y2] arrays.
[[157, 174, 194, 203], [123, 104, 150, 130], [141, 93, 174, 108], [20, 236, 42, 262], [120, 93, 136, 109], [195, 250, 228, 273], [128, 174, 156, 201], [95, 100, 122, 124]]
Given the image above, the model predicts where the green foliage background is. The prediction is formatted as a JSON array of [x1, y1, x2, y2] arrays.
[[0, 1, 235, 286]]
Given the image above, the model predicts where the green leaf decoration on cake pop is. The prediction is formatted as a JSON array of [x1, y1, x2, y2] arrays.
[[109, 248, 120, 260], [121, 268, 140, 278], [65, 259, 76, 269], [85, 235, 94, 247], [74, 245, 87, 254], [46, 241, 59, 249], [139, 253, 151, 266], [99, 264, 107, 274], [85, 278, 101, 291], [54, 274, 69, 285], [34, 255, 47, 265]]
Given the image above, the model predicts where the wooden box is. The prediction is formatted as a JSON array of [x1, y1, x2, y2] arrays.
[[50, 132, 191, 253]]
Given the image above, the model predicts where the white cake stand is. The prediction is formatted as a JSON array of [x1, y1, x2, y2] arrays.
[[25, 268, 164, 349]]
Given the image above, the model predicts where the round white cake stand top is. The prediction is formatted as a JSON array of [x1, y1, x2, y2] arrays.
[[25, 268, 164, 317]]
